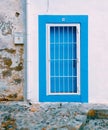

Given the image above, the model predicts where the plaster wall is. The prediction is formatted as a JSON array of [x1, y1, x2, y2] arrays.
[[27, 0, 108, 103], [0, 0, 25, 101]]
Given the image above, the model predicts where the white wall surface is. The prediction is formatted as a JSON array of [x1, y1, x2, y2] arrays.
[[27, 0, 108, 103]]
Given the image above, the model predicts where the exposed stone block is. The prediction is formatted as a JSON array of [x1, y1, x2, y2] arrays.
[[2, 69, 12, 77]]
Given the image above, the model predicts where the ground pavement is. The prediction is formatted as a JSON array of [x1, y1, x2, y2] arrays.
[[0, 102, 108, 130]]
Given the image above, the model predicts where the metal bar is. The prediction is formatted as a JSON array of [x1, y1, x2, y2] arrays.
[[54, 27, 56, 93], [77, 24, 80, 94], [72, 27, 73, 92], [59, 27, 60, 92], [68, 26, 69, 93], [63, 27, 64, 93], [47, 25, 50, 95]]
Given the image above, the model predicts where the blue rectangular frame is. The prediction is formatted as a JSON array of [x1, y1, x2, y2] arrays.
[[39, 15, 88, 102]]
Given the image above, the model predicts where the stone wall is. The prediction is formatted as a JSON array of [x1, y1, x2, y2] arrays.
[[0, 0, 25, 101]]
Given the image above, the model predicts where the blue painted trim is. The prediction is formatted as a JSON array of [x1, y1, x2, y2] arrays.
[[39, 15, 88, 102]]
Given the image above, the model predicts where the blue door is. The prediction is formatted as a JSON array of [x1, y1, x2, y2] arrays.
[[39, 15, 88, 102]]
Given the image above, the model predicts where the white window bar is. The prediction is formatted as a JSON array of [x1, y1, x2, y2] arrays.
[[59, 27, 60, 93], [63, 26, 64, 93], [72, 26, 74, 92], [77, 25, 80, 94], [46, 24, 80, 95], [68, 26, 69, 92], [46, 25, 50, 95], [54, 27, 56, 93]]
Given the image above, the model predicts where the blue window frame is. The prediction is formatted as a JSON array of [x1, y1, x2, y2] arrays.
[[39, 15, 88, 102]]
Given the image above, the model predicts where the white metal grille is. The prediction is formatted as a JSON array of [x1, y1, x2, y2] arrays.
[[46, 24, 80, 95]]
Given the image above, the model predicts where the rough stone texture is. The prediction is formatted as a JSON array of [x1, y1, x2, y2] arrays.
[[0, 0, 25, 101], [0, 102, 108, 130]]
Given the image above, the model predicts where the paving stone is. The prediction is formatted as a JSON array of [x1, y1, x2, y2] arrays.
[[0, 102, 108, 130]]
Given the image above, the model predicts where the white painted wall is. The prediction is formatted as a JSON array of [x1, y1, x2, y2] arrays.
[[27, 0, 108, 103]]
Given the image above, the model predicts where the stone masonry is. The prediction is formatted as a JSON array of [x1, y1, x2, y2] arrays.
[[0, 0, 25, 101]]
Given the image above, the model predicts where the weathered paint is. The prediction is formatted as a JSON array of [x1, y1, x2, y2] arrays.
[[0, 0, 25, 101]]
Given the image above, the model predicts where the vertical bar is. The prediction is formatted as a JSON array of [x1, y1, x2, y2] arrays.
[[50, 26, 54, 93], [47, 25, 50, 95], [55, 26, 59, 93], [54, 27, 56, 93], [77, 24, 80, 94], [59, 27, 60, 93], [68, 26, 69, 93], [63, 26, 64, 93], [50, 27, 54, 77], [64, 27, 68, 92], [48, 26, 50, 94], [73, 27, 77, 93], [60, 27, 63, 93], [69, 26, 72, 91], [72, 26, 73, 92], [73, 26, 77, 93]]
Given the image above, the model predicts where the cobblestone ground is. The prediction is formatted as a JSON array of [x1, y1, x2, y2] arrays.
[[0, 102, 108, 130]]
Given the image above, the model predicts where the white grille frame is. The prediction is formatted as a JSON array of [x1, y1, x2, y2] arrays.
[[46, 24, 80, 95]]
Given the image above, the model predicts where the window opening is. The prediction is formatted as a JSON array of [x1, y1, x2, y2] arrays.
[[46, 24, 80, 95]]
